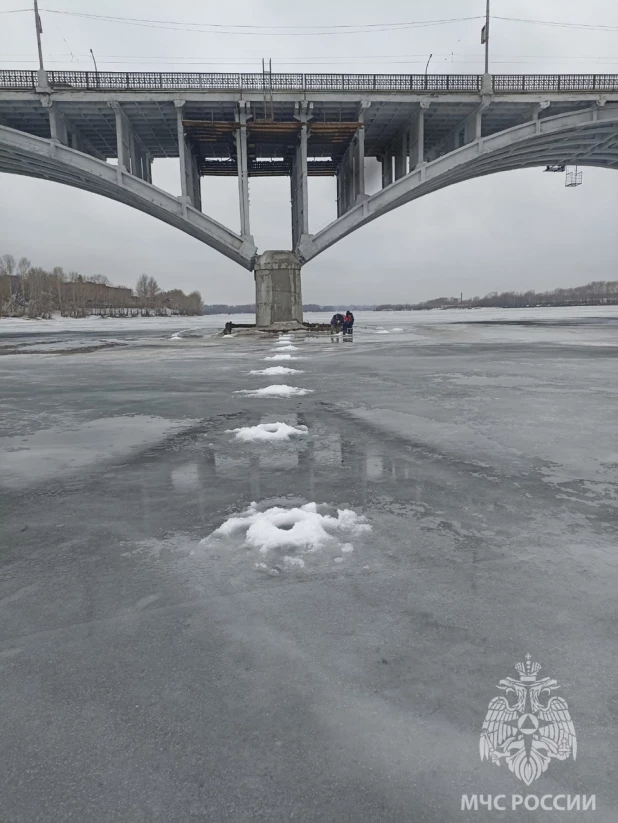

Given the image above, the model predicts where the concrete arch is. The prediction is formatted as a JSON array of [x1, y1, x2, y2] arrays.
[[297, 106, 618, 264], [0, 124, 257, 270]]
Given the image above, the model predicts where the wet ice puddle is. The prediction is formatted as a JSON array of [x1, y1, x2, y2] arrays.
[[200, 501, 371, 574]]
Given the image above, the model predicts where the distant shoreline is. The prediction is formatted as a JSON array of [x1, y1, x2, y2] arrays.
[[376, 301, 618, 312]]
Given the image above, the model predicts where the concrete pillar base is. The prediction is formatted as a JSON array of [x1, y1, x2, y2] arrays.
[[254, 251, 303, 328]]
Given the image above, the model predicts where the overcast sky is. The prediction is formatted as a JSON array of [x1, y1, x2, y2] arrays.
[[1, 0, 618, 304]]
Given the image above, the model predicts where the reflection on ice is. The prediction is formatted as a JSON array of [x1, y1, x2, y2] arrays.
[[171, 462, 200, 489]]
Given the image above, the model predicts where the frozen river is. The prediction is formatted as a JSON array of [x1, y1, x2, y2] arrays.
[[1, 308, 617, 821]]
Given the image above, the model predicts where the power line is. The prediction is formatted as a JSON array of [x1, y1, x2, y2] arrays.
[[41, 9, 483, 31], [6, 56, 618, 67], [38, 10, 484, 36], [37, 8, 618, 34], [494, 15, 618, 32]]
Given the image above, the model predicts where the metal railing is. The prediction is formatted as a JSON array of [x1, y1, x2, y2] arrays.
[[493, 74, 618, 92], [1, 70, 617, 93]]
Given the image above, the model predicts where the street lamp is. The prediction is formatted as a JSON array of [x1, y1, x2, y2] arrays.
[[481, 0, 490, 75], [33, 0, 44, 72]]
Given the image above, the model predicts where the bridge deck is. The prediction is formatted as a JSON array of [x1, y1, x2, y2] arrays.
[[1, 71, 617, 178]]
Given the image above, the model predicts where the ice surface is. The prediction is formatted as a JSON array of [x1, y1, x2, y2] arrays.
[[235, 385, 313, 398], [249, 366, 304, 376], [3, 303, 618, 821], [226, 422, 309, 442], [264, 353, 299, 361], [0, 415, 196, 488], [202, 501, 371, 556]]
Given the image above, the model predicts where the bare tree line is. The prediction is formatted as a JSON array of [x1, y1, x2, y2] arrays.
[[376, 280, 618, 311], [0, 254, 202, 318]]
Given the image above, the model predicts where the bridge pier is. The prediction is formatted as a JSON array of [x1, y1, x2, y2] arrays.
[[254, 251, 303, 328]]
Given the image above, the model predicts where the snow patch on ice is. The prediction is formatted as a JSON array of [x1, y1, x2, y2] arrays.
[[235, 385, 312, 398], [264, 353, 300, 361], [392, 328, 404, 332], [201, 502, 371, 569], [273, 344, 298, 351], [226, 422, 309, 441], [170, 332, 182, 340], [283, 555, 305, 568], [249, 366, 303, 376], [375, 329, 390, 334]]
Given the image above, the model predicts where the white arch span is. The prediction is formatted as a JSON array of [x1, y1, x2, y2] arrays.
[[297, 105, 618, 264], [1, 107, 617, 271], [0, 125, 257, 270]]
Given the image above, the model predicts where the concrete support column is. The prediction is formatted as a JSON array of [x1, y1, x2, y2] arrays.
[[175, 101, 201, 211], [355, 122, 366, 197], [462, 105, 484, 146], [254, 251, 303, 328], [111, 102, 152, 182], [48, 104, 68, 145], [291, 118, 309, 249], [417, 105, 427, 166], [346, 147, 356, 206], [394, 130, 407, 179], [42, 99, 104, 160], [235, 102, 251, 238], [114, 106, 131, 171], [336, 171, 344, 217], [336, 107, 367, 216], [381, 153, 393, 188], [337, 145, 353, 216]]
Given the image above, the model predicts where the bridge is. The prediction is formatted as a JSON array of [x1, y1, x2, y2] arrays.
[[2, 69, 618, 326]]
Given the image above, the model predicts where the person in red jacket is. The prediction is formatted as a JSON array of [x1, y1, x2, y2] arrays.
[[342, 310, 355, 336]]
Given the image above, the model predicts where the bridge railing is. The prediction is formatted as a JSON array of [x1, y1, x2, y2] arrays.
[[493, 74, 618, 92], [1, 70, 618, 93]]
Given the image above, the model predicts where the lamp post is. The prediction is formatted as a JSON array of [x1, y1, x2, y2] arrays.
[[482, 0, 490, 75], [33, 0, 44, 71]]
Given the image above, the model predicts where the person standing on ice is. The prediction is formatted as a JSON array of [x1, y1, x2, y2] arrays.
[[330, 313, 344, 334], [342, 310, 354, 336]]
